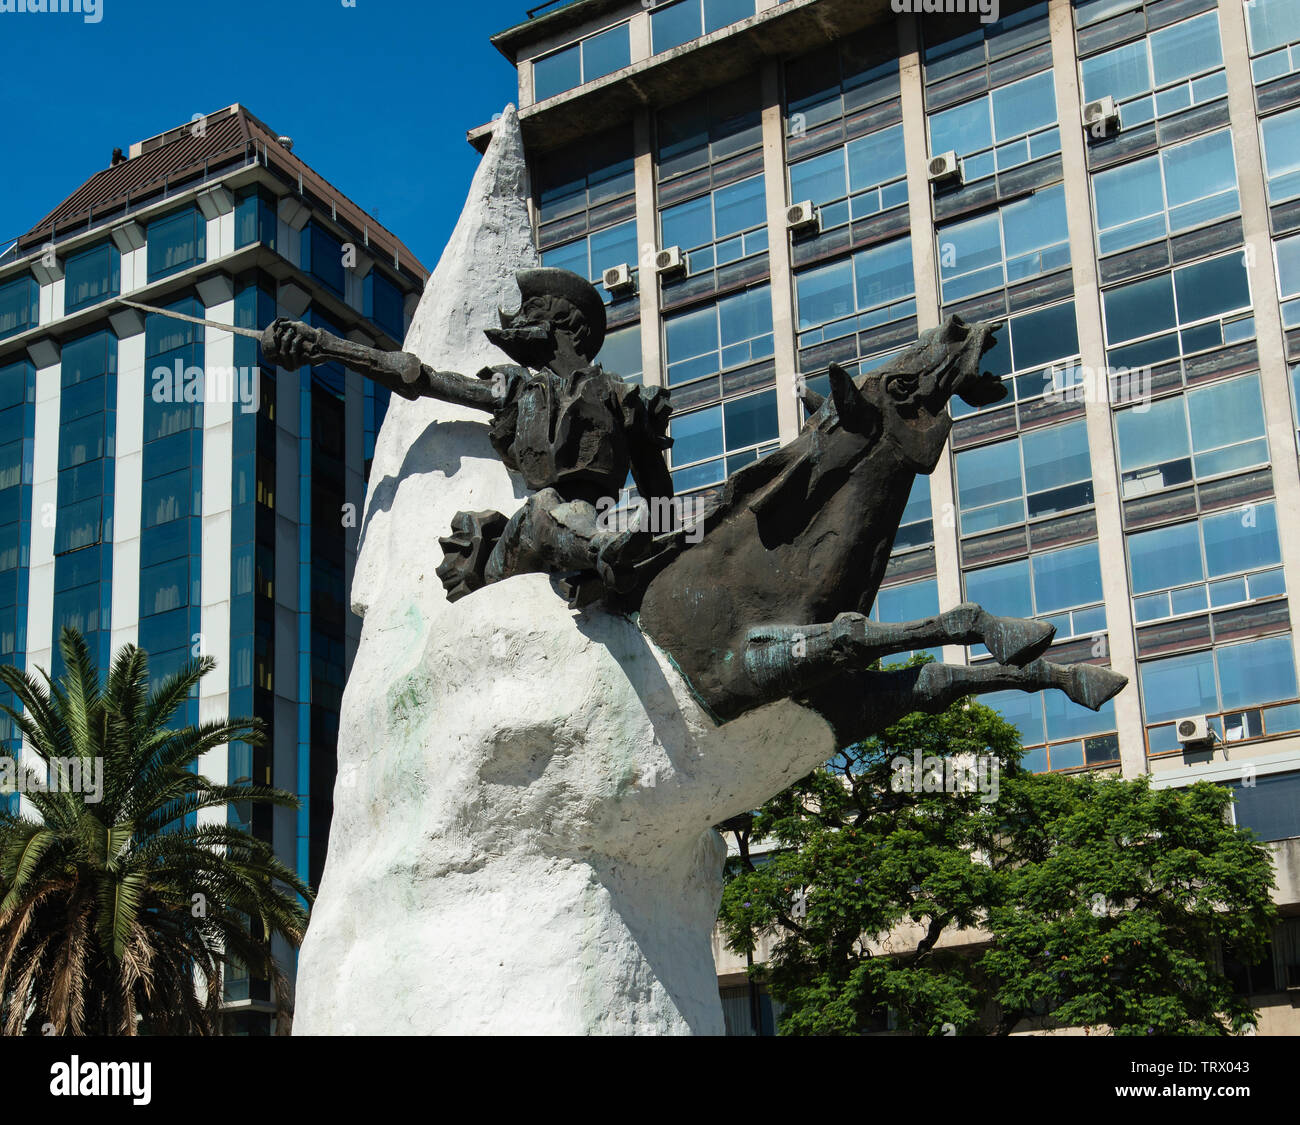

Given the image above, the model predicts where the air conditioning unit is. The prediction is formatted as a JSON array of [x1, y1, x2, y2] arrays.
[[928, 150, 962, 187], [601, 262, 635, 295], [1082, 95, 1120, 137], [655, 246, 686, 277], [786, 200, 820, 235], [1176, 715, 1213, 746]]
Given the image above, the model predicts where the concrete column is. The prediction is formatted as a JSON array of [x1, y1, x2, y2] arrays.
[[898, 17, 963, 663], [1217, 0, 1300, 706], [198, 288, 235, 813], [760, 59, 801, 443], [110, 325, 144, 655], [633, 109, 664, 388], [1049, 0, 1147, 777]]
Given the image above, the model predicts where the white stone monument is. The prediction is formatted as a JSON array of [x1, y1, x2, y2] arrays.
[[291, 106, 837, 1035]]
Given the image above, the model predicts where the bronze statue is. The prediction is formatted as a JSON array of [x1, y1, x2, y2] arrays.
[[262, 268, 1127, 740], [261, 268, 674, 603]]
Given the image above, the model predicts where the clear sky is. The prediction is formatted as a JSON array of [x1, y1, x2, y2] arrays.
[[0, 0, 535, 271]]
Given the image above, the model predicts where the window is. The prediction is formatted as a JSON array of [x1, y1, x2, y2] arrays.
[[661, 175, 767, 272], [788, 124, 907, 231], [928, 70, 1060, 183], [542, 220, 639, 305], [534, 127, 634, 224], [651, 0, 754, 54], [786, 38, 899, 133], [1246, 0, 1300, 85], [794, 236, 915, 347], [951, 301, 1080, 418], [658, 76, 762, 181], [235, 185, 276, 251], [1073, 0, 1141, 28], [1263, 106, 1300, 205], [597, 323, 642, 383], [1114, 374, 1268, 499], [533, 21, 631, 101], [668, 388, 779, 492], [924, 2, 1050, 78], [147, 207, 205, 281], [894, 476, 933, 551], [664, 284, 773, 386], [0, 275, 38, 339], [1092, 130, 1239, 256], [1140, 634, 1300, 751], [1230, 771, 1300, 842], [965, 541, 1106, 644], [1127, 503, 1285, 623], [1102, 252, 1253, 369], [364, 269, 406, 340], [955, 419, 1093, 534], [937, 185, 1069, 303], [1277, 233, 1300, 330], [64, 242, 121, 313], [302, 222, 345, 297], [981, 686, 1119, 772], [1080, 11, 1226, 128]]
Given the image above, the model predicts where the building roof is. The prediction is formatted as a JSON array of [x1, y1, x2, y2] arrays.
[[490, 0, 624, 63], [17, 104, 427, 282]]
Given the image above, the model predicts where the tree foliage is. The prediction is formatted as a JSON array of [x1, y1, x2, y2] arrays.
[[0, 629, 312, 1035], [718, 682, 1278, 1036]]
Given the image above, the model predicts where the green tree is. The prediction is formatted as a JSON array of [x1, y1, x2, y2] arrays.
[[0, 629, 312, 1035], [719, 682, 1278, 1036]]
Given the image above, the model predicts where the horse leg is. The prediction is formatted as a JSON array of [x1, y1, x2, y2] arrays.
[[743, 605, 1053, 697], [802, 659, 1127, 746]]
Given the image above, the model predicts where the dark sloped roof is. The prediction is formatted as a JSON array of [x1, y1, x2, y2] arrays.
[[20, 110, 251, 250]]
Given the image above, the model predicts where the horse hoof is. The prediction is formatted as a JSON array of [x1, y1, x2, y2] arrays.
[[986, 617, 1055, 667], [1064, 663, 1128, 710]]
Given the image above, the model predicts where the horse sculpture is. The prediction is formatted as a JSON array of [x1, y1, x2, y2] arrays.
[[261, 270, 1126, 750]]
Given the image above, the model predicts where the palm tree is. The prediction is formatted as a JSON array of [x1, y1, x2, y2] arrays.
[[0, 628, 312, 1035]]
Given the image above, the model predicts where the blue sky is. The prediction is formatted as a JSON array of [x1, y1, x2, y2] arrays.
[[0, 0, 534, 270]]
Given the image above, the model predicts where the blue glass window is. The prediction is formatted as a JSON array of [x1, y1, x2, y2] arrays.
[[1247, 0, 1300, 84], [147, 207, 206, 281], [928, 70, 1060, 182], [938, 185, 1069, 303], [534, 22, 631, 101], [955, 419, 1093, 534], [0, 275, 38, 340], [64, 242, 121, 313], [788, 124, 908, 231], [668, 388, 778, 491], [1141, 636, 1298, 732], [596, 322, 642, 383], [365, 269, 406, 340], [894, 476, 933, 551], [1114, 374, 1268, 498], [664, 284, 773, 385], [303, 222, 345, 296], [235, 185, 277, 251], [1102, 253, 1253, 369], [794, 236, 915, 345], [1093, 130, 1239, 255], [660, 175, 768, 271], [541, 220, 639, 303], [1128, 502, 1284, 623], [1263, 105, 1300, 204], [1081, 12, 1226, 128]]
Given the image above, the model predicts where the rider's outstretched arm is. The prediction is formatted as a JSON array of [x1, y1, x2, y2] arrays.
[[260, 318, 499, 412]]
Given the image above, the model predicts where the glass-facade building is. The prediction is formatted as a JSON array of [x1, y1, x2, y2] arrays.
[[0, 104, 426, 1032], [483, 0, 1300, 1031]]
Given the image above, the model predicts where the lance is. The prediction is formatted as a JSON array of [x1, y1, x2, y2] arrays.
[[113, 297, 496, 410]]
